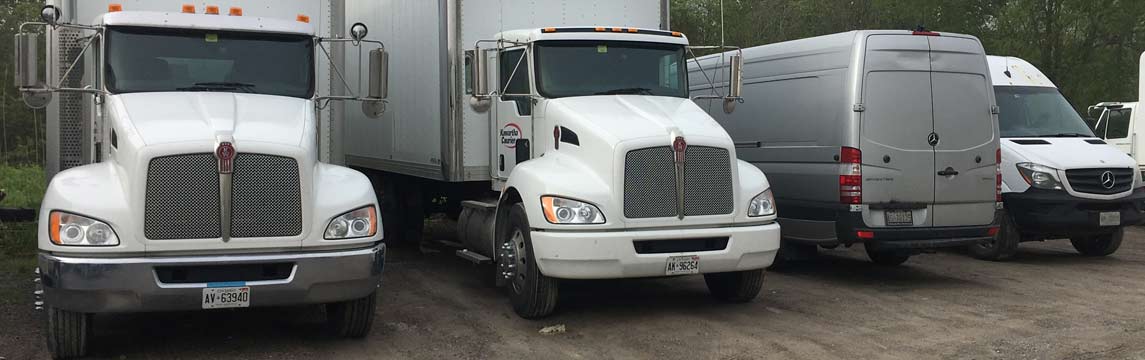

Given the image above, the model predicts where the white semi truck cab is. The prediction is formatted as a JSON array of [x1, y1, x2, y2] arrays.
[[15, 4, 390, 358], [407, 26, 782, 318]]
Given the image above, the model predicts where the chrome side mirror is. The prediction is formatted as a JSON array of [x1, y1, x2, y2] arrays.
[[41, 5, 60, 26], [350, 23, 368, 43], [367, 48, 388, 100], [14, 33, 39, 88], [723, 54, 744, 114]]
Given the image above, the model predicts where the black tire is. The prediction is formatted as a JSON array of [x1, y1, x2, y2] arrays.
[[45, 306, 91, 359], [1071, 228, 1124, 257], [704, 269, 765, 303], [326, 291, 378, 338], [503, 203, 559, 319], [864, 244, 911, 266], [968, 214, 1020, 261]]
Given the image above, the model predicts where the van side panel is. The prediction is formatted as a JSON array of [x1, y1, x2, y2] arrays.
[[859, 35, 936, 227], [929, 36, 997, 227]]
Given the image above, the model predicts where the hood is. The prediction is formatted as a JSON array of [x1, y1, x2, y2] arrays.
[[544, 95, 731, 146], [1003, 137, 1136, 169], [110, 92, 311, 147]]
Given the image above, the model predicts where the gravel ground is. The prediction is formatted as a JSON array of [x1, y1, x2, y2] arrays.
[[4, 224, 1145, 359]]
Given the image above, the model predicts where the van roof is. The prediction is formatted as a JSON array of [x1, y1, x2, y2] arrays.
[[987, 55, 1056, 88], [693, 30, 981, 65]]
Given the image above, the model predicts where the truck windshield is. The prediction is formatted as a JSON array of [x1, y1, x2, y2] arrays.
[[995, 86, 1095, 138], [105, 26, 314, 98], [534, 40, 687, 98]]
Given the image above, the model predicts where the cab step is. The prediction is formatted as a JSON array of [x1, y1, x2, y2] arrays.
[[456, 249, 492, 264]]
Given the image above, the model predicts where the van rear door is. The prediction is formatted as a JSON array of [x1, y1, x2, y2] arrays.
[[928, 36, 997, 227], [859, 34, 935, 227]]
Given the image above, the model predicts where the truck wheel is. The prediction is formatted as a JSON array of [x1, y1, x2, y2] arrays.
[[968, 214, 1020, 261], [326, 291, 377, 338], [864, 244, 910, 266], [704, 269, 765, 303], [502, 203, 558, 318], [46, 306, 91, 359], [1070, 228, 1124, 257]]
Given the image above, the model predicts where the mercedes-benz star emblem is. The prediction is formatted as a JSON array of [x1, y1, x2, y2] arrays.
[[927, 132, 939, 147], [1100, 171, 1116, 189]]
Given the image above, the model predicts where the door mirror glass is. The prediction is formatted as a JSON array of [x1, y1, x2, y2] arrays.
[[14, 33, 40, 89], [350, 23, 368, 42], [41, 5, 60, 26]]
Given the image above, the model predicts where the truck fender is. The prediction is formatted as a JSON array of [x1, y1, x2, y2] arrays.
[[494, 153, 612, 250], [303, 163, 382, 248], [733, 159, 777, 223], [38, 163, 141, 253]]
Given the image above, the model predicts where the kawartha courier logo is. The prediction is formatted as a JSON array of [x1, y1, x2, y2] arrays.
[[501, 123, 522, 149]]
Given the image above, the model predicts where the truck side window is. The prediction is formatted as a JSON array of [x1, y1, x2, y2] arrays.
[[1106, 109, 1132, 140], [500, 48, 531, 115]]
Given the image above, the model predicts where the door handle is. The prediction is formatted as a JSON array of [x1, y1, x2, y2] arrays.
[[937, 167, 959, 176]]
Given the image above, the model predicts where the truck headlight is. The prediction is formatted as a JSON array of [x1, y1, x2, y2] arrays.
[[541, 196, 605, 224], [324, 206, 377, 240], [49, 211, 119, 246], [1016, 163, 1063, 190], [748, 189, 776, 217]]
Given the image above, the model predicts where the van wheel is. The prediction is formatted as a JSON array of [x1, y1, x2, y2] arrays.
[[1070, 228, 1124, 257], [326, 291, 377, 338], [704, 269, 765, 302], [968, 214, 1020, 261], [46, 306, 91, 359], [502, 203, 558, 318], [864, 244, 910, 266]]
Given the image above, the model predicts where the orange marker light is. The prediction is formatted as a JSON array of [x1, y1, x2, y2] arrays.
[[49, 211, 62, 245], [367, 207, 378, 236], [297, 14, 310, 23], [205, 5, 219, 15], [108, 3, 123, 12], [181, 4, 195, 13], [611, 27, 623, 32], [542, 27, 556, 33], [671, 31, 683, 37], [229, 7, 243, 16], [627, 28, 638, 33], [594, 27, 605, 32], [541, 197, 558, 223]]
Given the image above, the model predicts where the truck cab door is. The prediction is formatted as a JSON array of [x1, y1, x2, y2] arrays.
[[1103, 107, 1134, 156], [492, 47, 534, 180]]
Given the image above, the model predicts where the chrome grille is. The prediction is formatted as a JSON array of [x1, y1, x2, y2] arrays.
[[1065, 168, 1133, 195], [624, 147, 677, 218], [230, 154, 303, 238], [623, 146, 734, 218], [683, 147, 734, 216], [144, 154, 221, 240]]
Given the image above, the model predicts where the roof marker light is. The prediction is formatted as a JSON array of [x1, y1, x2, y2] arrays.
[[627, 28, 638, 33], [108, 3, 123, 12], [611, 27, 623, 32], [297, 14, 310, 23], [181, 4, 195, 13], [594, 27, 605, 32], [205, 5, 219, 15], [229, 7, 242, 16], [542, 27, 556, 33], [671, 31, 683, 37]]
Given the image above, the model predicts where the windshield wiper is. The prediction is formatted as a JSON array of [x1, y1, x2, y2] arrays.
[[176, 82, 256, 93], [594, 87, 653, 95], [1040, 132, 1094, 138]]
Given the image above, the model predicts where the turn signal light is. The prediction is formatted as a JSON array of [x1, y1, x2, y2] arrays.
[[996, 149, 1003, 202], [205, 5, 219, 15], [108, 4, 123, 12], [181, 4, 195, 13], [839, 147, 862, 204]]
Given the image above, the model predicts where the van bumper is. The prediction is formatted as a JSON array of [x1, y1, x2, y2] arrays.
[[37, 242, 385, 313], [529, 222, 780, 280], [1004, 188, 1145, 237], [835, 212, 997, 250]]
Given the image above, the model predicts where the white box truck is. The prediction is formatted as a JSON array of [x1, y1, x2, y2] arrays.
[[15, 1, 391, 358], [339, 1, 781, 318], [688, 30, 1001, 266], [1088, 51, 1145, 172], [986, 56, 1145, 260]]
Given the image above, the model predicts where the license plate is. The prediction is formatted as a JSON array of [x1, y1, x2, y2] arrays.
[[1100, 212, 1121, 227], [885, 210, 913, 226], [202, 286, 250, 309], [665, 255, 700, 276]]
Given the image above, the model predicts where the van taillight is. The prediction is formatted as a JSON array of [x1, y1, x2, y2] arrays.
[[840, 147, 862, 204], [996, 149, 1002, 202]]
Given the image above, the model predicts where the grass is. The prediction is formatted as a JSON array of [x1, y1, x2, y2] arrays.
[[0, 164, 46, 209]]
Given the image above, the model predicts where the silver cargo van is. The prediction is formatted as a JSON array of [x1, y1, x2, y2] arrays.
[[689, 30, 1001, 265]]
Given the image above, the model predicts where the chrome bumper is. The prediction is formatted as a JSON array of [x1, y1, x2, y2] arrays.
[[38, 243, 385, 313]]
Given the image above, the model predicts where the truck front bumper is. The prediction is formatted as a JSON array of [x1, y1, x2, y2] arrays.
[[1004, 188, 1145, 237], [529, 222, 780, 280], [38, 242, 385, 313]]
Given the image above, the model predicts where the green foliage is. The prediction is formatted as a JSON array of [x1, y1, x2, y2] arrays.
[[0, 164, 45, 209], [0, 0, 46, 166], [672, 0, 1145, 112]]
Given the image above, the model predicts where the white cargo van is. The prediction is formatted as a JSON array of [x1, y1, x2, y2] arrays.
[[689, 30, 1001, 266], [982, 56, 1144, 260], [340, 1, 781, 318]]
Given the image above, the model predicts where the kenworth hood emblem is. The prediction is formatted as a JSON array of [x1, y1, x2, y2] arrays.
[[216, 142, 235, 174], [1101, 171, 1116, 189]]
